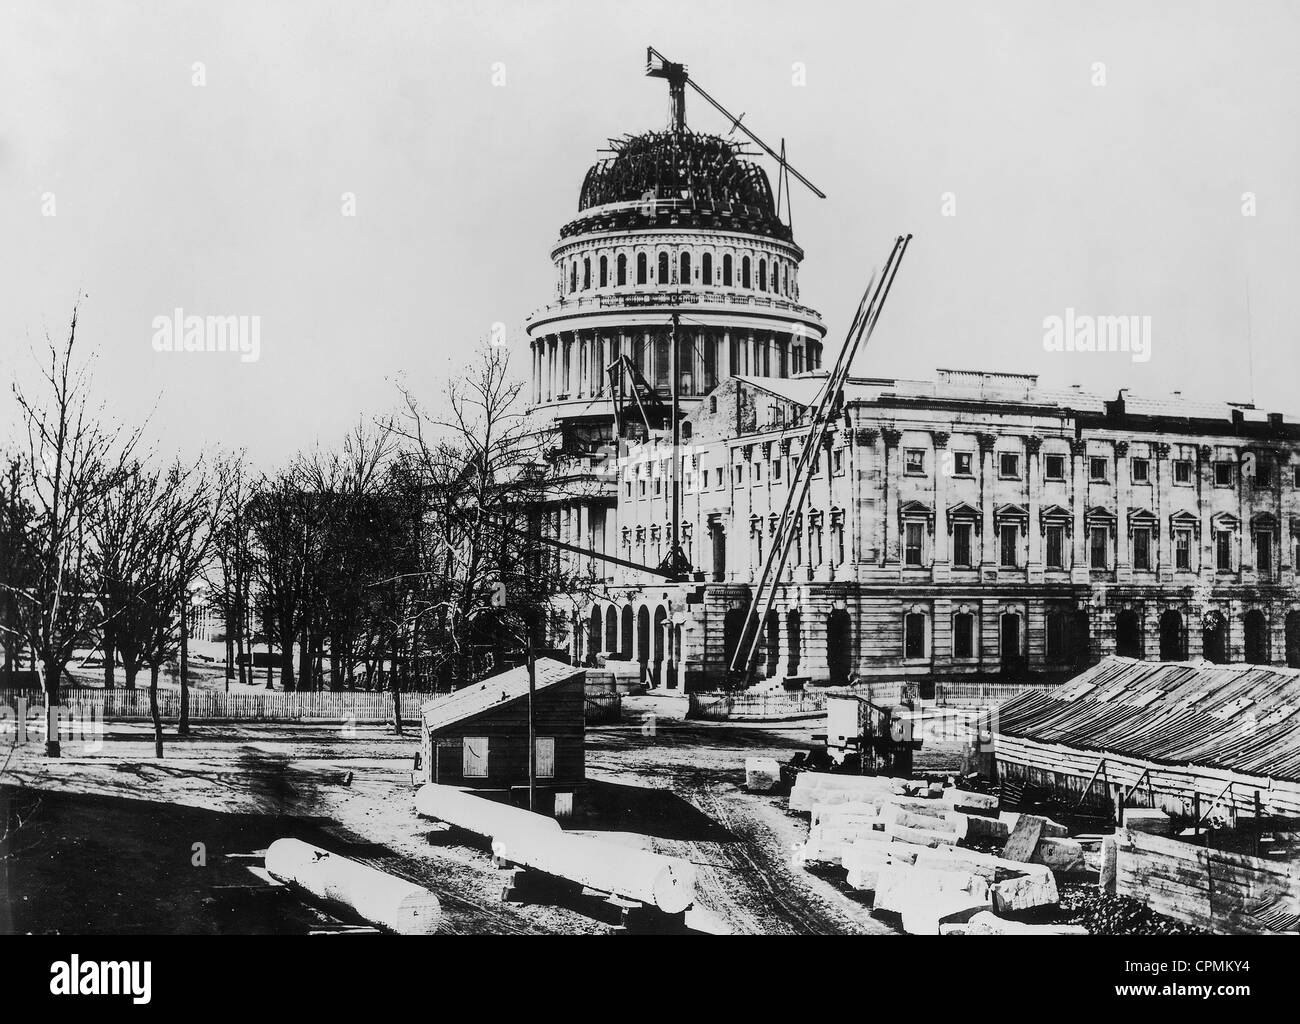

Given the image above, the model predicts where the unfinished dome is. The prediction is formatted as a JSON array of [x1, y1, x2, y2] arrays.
[[563, 130, 790, 241]]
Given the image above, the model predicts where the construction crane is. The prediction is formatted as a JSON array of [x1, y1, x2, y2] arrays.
[[728, 234, 913, 687], [645, 46, 826, 200]]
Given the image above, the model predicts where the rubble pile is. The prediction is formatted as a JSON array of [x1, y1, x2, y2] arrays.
[[788, 771, 1091, 935]]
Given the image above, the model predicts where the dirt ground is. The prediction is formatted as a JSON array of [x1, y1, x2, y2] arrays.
[[0, 716, 945, 935]]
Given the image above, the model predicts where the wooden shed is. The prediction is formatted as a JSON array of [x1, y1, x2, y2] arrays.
[[418, 658, 586, 811]]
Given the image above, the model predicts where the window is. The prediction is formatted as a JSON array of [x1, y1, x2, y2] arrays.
[[953, 613, 974, 659], [904, 522, 924, 566], [638, 479, 646, 497], [702, 252, 712, 285], [1255, 460, 1273, 487], [1089, 457, 1108, 482], [753, 461, 762, 483], [999, 523, 1019, 567], [1215, 530, 1232, 571], [1256, 531, 1273, 575], [462, 736, 488, 778], [1046, 524, 1065, 568], [534, 737, 555, 779], [680, 251, 691, 284], [617, 253, 627, 286], [714, 467, 723, 488], [1044, 454, 1066, 480], [1294, 465, 1300, 488], [758, 259, 767, 291], [1175, 530, 1191, 570], [772, 459, 782, 481], [832, 449, 844, 474], [904, 449, 926, 475], [1046, 613, 1068, 663], [598, 255, 608, 287], [1214, 461, 1234, 487], [625, 480, 632, 498], [723, 253, 733, 286], [999, 452, 1021, 479], [569, 262, 577, 293], [1090, 527, 1108, 569], [1131, 458, 1149, 483], [904, 613, 926, 659], [953, 523, 973, 567], [954, 451, 973, 477], [1133, 528, 1151, 570], [741, 255, 751, 288], [636, 252, 647, 284], [733, 465, 743, 485], [1174, 460, 1193, 484], [657, 251, 669, 284]]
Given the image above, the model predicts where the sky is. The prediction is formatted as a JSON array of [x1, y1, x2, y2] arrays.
[[2, 0, 1297, 469]]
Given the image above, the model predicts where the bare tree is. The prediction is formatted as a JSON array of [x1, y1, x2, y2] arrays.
[[7, 305, 137, 756], [205, 452, 255, 691]]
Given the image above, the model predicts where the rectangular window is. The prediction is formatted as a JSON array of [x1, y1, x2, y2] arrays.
[[1215, 530, 1232, 571], [1089, 457, 1108, 482], [1090, 527, 1108, 569], [1131, 458, 1149, 483], [953, 614, 974, 659], [1045, 525, 1065, 568], [833, 449, 844, 475], [1174, 460, 1193, 484], [1214, 461, 1234, 487], [954, 452, 973, 476], [753, 461, 762, 483], [1175, 530, 1191, 570], [1255, 461, 1273, 487], [953, 523, 973, 567], [534, 737, 555, 779], [638, 479, 646, 497], [1257, 531, 1272, 575], [733, 465, 743, 485], [715, 467, 723, 488], [1044, 454, 1066, 480], [904, 448, 926, 475], [999, 523, 1018, 567], [772, 459, 782, 481], [1133, 528, 1151, 570], [462, 736, 489, 778], [999, 452, 1020, 479], [904, 614, 926, 659], [904, 522, 924, 566]]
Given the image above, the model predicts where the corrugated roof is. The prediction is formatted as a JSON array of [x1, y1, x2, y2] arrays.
[[420, 658, 583, 733], [997, 657, 1300, 783]]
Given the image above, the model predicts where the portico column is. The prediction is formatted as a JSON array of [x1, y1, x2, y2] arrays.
[[933, 431, 950, 580]]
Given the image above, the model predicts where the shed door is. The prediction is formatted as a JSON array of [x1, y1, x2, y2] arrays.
[[535, 736, 556, 779], [462, 736, 489, 778]]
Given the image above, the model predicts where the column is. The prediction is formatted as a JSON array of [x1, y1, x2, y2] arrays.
[[1070, 439, 1088, 583], [1153, 442, 1171, 579], [882, 427, 902, 566], [933, 430, 950, 581], [977, 433, 997, 573], [1115, 440, 1130, 580], [1026, 435, 1043, 581]]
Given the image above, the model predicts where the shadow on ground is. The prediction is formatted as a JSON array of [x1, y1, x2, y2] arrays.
[[567, 779, 734, 842]]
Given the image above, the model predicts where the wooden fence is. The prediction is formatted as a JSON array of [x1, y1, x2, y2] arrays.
[[689, 680, 1048, 721], [1, 686, 624, 726], [1108, 827, 1300, 934]]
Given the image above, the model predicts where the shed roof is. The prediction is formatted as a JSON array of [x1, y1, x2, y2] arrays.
[[421, 658, 584, 734], [996, 656, 1300, 784]]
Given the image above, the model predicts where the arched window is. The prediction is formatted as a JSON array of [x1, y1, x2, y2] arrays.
[[582, 257, 591, 290], [569, 261, 577, 293], [636, 251, 647, 285], [783, 264, 790, 295], [617, 253, 627, 286], [758, 259, 767, 291], [680, 251, 691, 285], [599, 255, 608, 288], [657, 251, 670, 284], [741, 255, 751, 289], [702, 252, 713, 285], [723, 253, 733, 286]]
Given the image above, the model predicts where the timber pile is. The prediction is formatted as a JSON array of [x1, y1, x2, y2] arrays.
[[788, 773, 1083, 934]]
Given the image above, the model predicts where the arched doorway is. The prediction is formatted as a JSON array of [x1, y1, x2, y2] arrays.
[[1115, 609, 1142, 658], [826, 609, 852, 686], [999, 613, 1021, 668], [1073, 610, 1091, 665], [787, 609, 802, 677], [621, 605, 634, 657], [605, 606, 618, 653], [723, 608, 746, 676], [652, 606, 669, 686], [1159, 610, 1185, 661], [587, 607, 602, 663], [1202, 611, 1228, 663], [1244, 609, 1269, 664], [1287, 611, 1300, 669], [636, 605, 650, 680]]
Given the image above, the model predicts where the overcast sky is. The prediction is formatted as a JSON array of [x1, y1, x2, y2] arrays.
[[2, 0, 1297, 467]]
